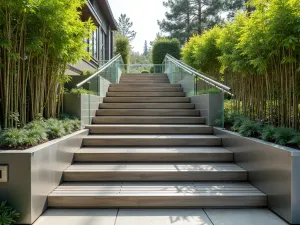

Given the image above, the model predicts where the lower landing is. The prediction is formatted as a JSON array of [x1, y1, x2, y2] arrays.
[[33, 208, 289, 225]]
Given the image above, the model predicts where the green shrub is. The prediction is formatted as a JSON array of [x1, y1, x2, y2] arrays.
[[141, 70, 149, 73], [0, 201, 20, 225], [261, 125, 276, 142], [0, 118, 81, 149], [198, 88, 222, 95], [114, 36, 130, 65], [45, 119, 66, 139], [273, 127, 296, 146], [70, 88, 96, 95], [238, 119, 261, 137], [26, 127, 48, 146], [288, 133, 300, 147], [0, 129, 28, 148], [152, 38, 181, 68], [231, 114, 248, 132]]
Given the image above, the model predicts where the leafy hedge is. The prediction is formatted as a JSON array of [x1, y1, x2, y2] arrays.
[[114, 36, 130, 65], [152, 38, 181, 65], [0, 118, 81, 150], [0, 201, 20, 225]]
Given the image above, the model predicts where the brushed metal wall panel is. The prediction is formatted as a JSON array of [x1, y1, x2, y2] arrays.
[[0, 129, 89, 224], [214, 128, 300, 224]]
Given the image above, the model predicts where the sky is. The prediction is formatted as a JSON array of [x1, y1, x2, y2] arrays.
[[108, 0, 166, 53]]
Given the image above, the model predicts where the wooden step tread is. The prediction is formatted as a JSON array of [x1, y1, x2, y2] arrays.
[[66, 162, 245, 172], [111, 84, 178, 87], [82, 135, 221, 147], [48, 182, 266, 207], [83, 135, 220, 139], [103, 97, 190, 103], [63, 162, 246, 182], [76, 147, 232, 154], [86, 124, 212, 134], [99, 103, 195, 109], [74, 147, 233, 162], [106, 92, 186, 97], [63, 163, 247, 181], [108, 87, 183, 92], [50, 182, 262, 195], [96, 109, 199, 116], [91, 117, 205, 125]]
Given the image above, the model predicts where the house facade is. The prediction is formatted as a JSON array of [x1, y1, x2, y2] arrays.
[[66, 0, 118, 76]]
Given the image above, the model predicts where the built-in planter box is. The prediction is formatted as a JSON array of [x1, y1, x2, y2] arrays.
[[214, 128, 300, 225], [191, 93, 223, 126], [63, 94, 102, 125], [0, 129, 89, 224]]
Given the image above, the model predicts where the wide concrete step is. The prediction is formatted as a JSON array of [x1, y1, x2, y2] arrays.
[[63, 163, 247, 182], [103, 97, 190, 103], [82, 135, 222, 147], [109, 87, 183, 92], [111, 83, 179, 87], [48, 182, 267, 208], [99, 103, 195, 109], [96, 109, 199, 116], [106, 92, 186, 97], [86, 125, 212, 134], [92, 116, 205, 124], [74, 147, 234, 162]]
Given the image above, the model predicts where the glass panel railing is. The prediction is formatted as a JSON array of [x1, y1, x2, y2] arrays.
[[76, 54, 125, 125], [163, 54, 231, 128], [121, 64, 163, 74]]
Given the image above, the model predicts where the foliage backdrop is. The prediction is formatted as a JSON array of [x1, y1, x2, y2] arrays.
[[0, 0, 94, 128], [182, 0, 300, 129]]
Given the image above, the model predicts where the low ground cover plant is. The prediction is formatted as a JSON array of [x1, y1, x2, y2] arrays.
[[225, 112, 300, 149], [0, 117, 81, 150], [68, 88, 96, 95], [0, 201, 20, 225]]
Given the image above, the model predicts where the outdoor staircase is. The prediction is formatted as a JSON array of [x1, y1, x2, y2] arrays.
[[48, 73, 266, 208]]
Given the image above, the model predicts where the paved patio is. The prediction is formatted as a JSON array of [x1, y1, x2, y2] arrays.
[[33, 208, 289, 225]]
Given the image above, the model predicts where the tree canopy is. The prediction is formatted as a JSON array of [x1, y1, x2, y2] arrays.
[[182, 0, 300, 129], [158, 0, 245, 44]]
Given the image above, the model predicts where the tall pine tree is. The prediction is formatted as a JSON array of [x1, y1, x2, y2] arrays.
[[117, 14, 137, 42], [158, 0, 245, 44], [143, 40, 149, 56]]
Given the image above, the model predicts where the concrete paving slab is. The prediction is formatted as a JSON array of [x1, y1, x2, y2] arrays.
[[204, 209, 289, 225], [115, 209, 213, 225], [33, 209, 117, 225]]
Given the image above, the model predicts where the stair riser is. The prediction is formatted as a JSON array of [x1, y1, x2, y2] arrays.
[[96, 109, 199, 116], [106, 92, 186, 97], [63, 172, 247, 182], [111, 84, 178, 87], [48, 196, 267, 208], [74, 153, 233, 162], [82, 138, 221, 147], [99, 103, 195, 109], [87, 126, 212, 134], [103, 97, 190, 103], [92, 117, 205, 124], [108, 87, 183, 92]]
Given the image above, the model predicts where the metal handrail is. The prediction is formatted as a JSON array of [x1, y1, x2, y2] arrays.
[[164, 54, 232, 93], [76, 54, 122, 88]]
